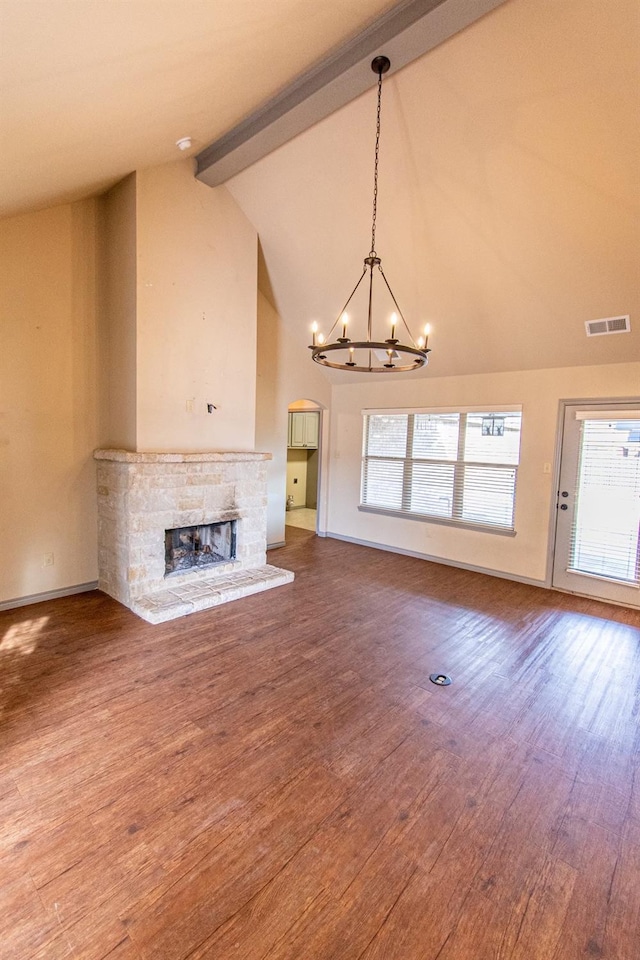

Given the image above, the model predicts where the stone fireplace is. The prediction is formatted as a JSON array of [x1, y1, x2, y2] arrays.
[[94, 449, 293, 623]]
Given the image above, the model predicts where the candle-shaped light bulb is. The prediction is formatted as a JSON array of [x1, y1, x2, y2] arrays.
[[424, 323, 431, 349], [417, 336, 425, 349], [390, 312, 397, 340], [317, 333, 325, 345], [311, 321, 318, 346], [341, 312, 348, 339]]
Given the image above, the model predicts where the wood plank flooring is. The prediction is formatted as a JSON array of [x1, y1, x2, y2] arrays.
[[2, 526, 639, 959]]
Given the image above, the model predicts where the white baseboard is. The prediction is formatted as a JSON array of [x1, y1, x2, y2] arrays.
[[0, 581, 99, 612]]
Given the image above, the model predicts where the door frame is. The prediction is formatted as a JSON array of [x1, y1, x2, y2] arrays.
[[547, 395, 640, 604], [286, 399, 327, 536]]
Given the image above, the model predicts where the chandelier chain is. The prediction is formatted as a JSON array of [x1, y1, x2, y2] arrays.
[[309, 54, 430, 373], [370, 66, 383, 258]]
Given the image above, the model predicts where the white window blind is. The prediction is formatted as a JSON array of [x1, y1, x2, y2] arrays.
[[569, 418, 640, 584], [361, 410, 522, 532]]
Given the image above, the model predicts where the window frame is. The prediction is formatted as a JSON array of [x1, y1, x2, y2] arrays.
[[360, 408, 522, 536]]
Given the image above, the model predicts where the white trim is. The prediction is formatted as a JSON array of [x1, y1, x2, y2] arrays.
[[565, 567, 639, 589], [574, 409, 640, 420], [0, 582, 99, 612], [358, 503, 517, 536], [551, 585, 639, 611], [362, 404, 523, 416]]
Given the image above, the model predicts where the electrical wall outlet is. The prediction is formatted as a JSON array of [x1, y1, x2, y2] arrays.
[[186, 399, 194, 413], [42, 552, 54, 568]]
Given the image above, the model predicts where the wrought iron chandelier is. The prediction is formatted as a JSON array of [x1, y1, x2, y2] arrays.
[[309, 55, 430, 373]]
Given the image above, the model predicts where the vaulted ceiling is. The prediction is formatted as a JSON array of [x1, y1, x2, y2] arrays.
[[0, 0, 398, 217], [2, 0, 638, 379], [228, 0, 639, 378]]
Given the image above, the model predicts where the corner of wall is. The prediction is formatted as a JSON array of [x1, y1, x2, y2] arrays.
[[101, 174, 137, 450]]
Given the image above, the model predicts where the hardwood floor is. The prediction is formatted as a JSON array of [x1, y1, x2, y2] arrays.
[[2, 526, 639, 959]]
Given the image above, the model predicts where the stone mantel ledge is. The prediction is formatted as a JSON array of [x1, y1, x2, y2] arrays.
[[94, 449, 272, 463]]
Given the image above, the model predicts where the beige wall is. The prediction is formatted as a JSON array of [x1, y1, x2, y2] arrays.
[[4, 165, 635, 608], [327, 362, 640, 583], [0, 201, 102, 602], [286, 450, 308, 507], [0, 159, 263, 606], [135, 161, 258, 452], [306, 448, 319, 509], [255, 289, 331, 546], [100, 173, 137, 448]]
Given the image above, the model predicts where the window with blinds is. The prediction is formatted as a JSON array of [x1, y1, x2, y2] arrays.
[[361, 410, 522, 532], [569, 417, 640, 583]]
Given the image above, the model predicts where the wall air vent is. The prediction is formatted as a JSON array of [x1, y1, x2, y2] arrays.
[[585, 315, 631, 337]]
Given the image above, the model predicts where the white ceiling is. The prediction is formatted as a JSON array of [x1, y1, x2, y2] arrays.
[[1, 0, 639, 379], [0, 0, 398, 218]]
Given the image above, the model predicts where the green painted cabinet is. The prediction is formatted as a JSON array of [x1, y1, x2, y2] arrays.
[[288, 411, 319, 448]]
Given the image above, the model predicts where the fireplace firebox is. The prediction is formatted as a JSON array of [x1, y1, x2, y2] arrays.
[[165, 520, 237, 576]]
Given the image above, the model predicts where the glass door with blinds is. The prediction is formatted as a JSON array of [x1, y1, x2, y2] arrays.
[[552, 402, 640, 607]]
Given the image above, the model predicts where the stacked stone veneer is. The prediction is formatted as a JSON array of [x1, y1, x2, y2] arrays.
[[94, 450, 293, 623]]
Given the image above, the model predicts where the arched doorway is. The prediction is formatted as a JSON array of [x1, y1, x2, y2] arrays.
[[285, 399, 323, 535]]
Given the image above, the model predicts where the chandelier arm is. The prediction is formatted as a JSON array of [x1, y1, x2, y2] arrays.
[[367, 260, 374, 342], [326, 266, 367, 339], [376, 264, 418, 345]]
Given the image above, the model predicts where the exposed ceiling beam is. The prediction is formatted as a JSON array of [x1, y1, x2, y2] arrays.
[[195, 0, 508, 188]]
